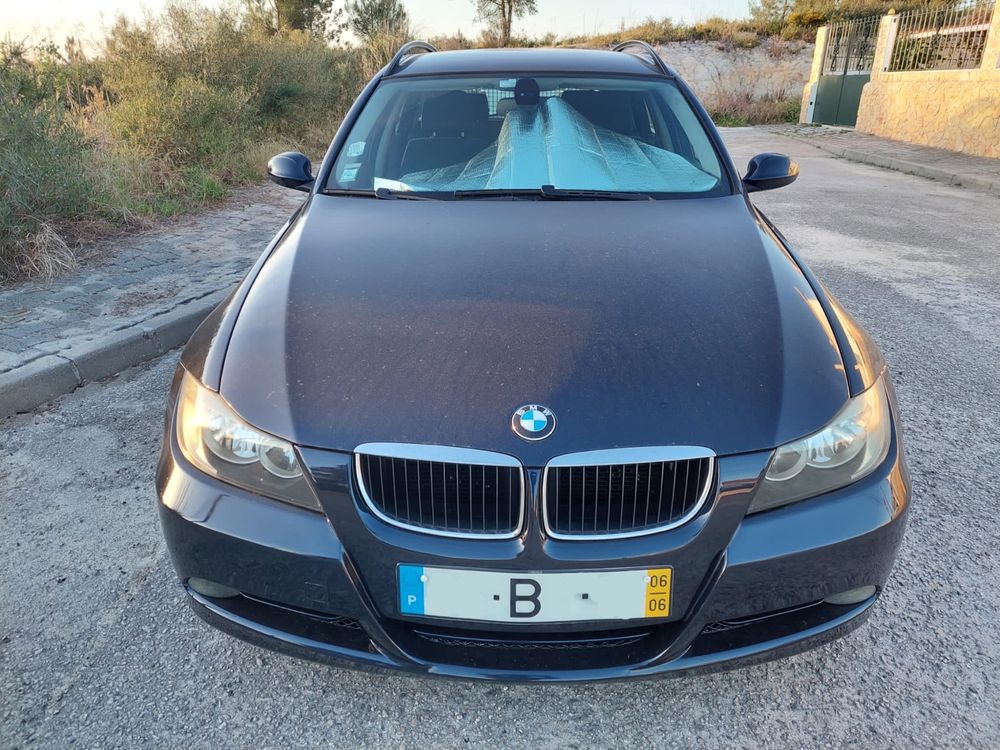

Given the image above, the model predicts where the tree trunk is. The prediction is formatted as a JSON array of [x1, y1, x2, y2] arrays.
[[501, 0, 512, 46]]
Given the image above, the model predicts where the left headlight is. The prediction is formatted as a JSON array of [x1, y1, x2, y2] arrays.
[[174, 370, 320, 511], [748, 377, 892, 514]]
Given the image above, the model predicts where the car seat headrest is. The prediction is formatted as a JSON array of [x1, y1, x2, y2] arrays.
[[514, 78, 540, 106], [421, 91, 488, 136]]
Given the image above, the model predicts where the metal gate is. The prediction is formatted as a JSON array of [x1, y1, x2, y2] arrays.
[[813, 16, 880, 126]]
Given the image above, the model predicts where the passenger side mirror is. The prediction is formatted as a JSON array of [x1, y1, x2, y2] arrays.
[[267, 151, 314, 192], [743, 153, 799, 193]]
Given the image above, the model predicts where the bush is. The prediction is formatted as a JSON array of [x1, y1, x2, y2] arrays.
[[100, 6, 361, 156], [699, 46, 804, 127], [561, 16, 764, 49], [561, 17, 681, 47], [709, 91, 801, 126], [0, 3, 364, 282], [0, 52, 110, 279], [357, 28, 412, 80], [101, 75, 254, 172]]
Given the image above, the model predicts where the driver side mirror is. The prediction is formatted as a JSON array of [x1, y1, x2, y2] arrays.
[[267, 151, 314, 192], [743, 153, 799, 193]]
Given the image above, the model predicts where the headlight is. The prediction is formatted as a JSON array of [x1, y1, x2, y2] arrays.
[[174, 371, 320, 511], [749, 378, 892, 513]]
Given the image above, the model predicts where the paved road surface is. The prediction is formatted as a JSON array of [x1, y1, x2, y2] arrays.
[[2, 129, 999, 749]]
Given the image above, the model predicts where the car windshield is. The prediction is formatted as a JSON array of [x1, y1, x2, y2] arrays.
[[326, 75, 729, 198]]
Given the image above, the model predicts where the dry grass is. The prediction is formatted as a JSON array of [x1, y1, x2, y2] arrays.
[[358, 29, 412, 80], [1, 3, 363, 283], [17, 223, 79, 280], [561, 16, 769, 49]]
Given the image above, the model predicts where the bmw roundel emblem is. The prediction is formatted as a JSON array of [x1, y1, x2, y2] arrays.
[[512, 404, 556, 441]]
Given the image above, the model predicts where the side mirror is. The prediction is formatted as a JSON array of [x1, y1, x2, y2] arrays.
[[743, 153, 799, 193], [267, 151, 314, 192]]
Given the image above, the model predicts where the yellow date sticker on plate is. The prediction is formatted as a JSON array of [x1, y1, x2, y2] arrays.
[[644, 568, 673, 618]]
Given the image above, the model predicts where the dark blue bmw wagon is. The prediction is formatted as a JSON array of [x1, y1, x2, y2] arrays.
[[156, 42, 910, 681]]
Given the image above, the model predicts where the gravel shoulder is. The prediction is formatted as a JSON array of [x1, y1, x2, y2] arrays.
[[1, 129, 999, 749]]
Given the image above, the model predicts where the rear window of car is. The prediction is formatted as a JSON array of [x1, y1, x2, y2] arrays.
[[327, 75, 730, 198]]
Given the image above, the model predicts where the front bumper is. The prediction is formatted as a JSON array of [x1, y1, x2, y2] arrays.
[[156, 416, 909, 682]]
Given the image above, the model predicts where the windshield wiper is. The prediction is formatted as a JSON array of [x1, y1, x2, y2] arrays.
[[452, 189, 538, 200], [373, 187, 445, 201], [538, 185, 653, 201], [320, 188, 444, 201], [321, 188, 378, 198]]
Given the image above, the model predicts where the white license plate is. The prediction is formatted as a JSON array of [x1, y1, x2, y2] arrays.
[[398, 564, 672, 624]]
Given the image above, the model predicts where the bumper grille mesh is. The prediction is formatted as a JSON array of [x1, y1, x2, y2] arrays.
[[544, 457, 713, 538], [357, 453, 523, 537], [412, 629, 649, 650]]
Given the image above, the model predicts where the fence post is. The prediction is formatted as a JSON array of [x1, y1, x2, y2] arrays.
[[879, 12, 900, 72], [981, 2, 1000, 70], [855, 14, 896, 135], [800, 25, 828, 123]]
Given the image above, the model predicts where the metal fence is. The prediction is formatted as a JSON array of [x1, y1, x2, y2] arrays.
[[888, 0, 995, 71], [823, 16, 881, 74]]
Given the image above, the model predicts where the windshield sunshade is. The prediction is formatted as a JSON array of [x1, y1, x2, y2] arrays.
[[389, 97, 717, 193]]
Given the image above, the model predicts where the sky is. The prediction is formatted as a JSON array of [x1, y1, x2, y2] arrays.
[[3, 0, 752, 48]]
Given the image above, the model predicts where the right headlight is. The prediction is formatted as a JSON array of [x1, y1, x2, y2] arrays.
[[174, 370, 320, 511], [749, 378, 892, 513]]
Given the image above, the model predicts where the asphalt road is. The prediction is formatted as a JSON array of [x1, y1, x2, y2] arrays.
[[2, 129, 999, 749]]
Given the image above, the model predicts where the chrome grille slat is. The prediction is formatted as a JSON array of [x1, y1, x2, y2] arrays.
[[543, 447, 715, 540], [355, 443, 524, 539]]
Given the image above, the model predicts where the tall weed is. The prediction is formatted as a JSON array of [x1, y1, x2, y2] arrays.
[[0, 2, 363, 281]]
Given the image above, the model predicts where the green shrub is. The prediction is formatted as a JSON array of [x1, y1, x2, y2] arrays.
[[1, 2, 364, 282], [103, 75, 253, 168], [561, 16, 765, 49], [780, 97, 802, 122], [357, 28, 412, 80], [0, 58, 106, 279], [709, 93, 802, 126], [100, 6, 361, 155], [561, 17, 681, 47]]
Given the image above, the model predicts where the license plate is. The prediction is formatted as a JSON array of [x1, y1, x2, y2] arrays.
[[398, 564, 672, 624]]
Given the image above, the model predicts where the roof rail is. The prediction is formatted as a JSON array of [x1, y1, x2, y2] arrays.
[[385, 41, 438, 77], [612, 40, 670, 76]]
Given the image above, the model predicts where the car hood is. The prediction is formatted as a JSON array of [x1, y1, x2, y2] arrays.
[[219, 194, 848, 464]]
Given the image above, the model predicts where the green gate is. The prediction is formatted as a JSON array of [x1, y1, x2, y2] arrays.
[[813, 17, 880, 126]]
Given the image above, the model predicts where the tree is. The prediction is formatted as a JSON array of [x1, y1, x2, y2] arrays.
[[348, 0, 410, 40], [749, 0, 794, 32], [475, 0, 538, 47], [243, 0, 348, 41]]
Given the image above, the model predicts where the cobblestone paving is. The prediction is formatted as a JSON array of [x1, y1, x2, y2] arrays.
[[769, 123, 1000, 189], [0, 185, 304, 374]]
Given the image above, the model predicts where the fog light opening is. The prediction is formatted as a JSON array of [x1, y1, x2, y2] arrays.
[[824, 585, 877, 606], [188, 577, 241, 599]]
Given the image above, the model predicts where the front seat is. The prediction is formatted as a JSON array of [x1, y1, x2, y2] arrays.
[[400, 91, 490, 175], [561, 90, 644, 139]]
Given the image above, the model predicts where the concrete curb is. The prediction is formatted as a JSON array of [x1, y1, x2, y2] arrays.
[[781, 135, 1000, 196], [0, 293, 223, 418]]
